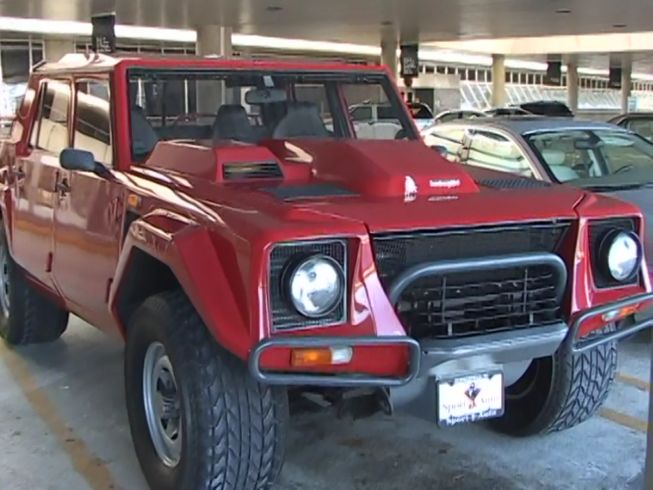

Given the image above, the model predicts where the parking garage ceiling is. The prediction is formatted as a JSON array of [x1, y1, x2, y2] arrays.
[[9, 0, 653, 45]]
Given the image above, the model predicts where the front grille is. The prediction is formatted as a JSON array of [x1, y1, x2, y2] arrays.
[[588, 218, 638, 288], [269, 240, 346, 331], [372, 222, 570, 340], [396, 265, 563, 339]]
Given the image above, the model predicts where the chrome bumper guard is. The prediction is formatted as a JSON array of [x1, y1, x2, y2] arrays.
[[567, 292, 653, 354]]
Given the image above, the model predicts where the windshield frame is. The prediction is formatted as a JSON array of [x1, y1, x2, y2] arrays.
[[125, 67, 418, 161], [523, 127, 653, 186]]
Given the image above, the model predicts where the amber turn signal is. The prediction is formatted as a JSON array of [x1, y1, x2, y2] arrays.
[[601, 304, 639, 323], [290, 347, 353, 367]]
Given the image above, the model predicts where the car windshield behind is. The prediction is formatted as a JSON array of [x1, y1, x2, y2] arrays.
[[526, 129, 653, 188], [127, 68, 415, 160], [408, 102, 434, 119]]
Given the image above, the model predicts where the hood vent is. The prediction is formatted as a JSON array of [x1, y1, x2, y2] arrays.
[[476, 177, 550, 190], [223, 161, 283, 181]]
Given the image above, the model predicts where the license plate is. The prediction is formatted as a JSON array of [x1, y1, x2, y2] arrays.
[[437, 372, 504, 427]]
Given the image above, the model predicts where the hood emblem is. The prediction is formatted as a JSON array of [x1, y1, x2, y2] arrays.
[[429, 178, 461, 189], [404, 176, 418, 202]]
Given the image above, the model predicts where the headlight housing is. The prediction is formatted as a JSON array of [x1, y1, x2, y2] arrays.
[[599, 230, 642, 283], [287, 255, 344, 318]]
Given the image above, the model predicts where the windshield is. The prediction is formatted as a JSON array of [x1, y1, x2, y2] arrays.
[[127, 68, 415, 160], [526, 129, 653, 188]]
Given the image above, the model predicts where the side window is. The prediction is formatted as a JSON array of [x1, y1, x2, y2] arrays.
[[33, 81, 71, 154], [424, 127, 465, 162], [629, 119, 653, 142], [466, 131, 533, 177], [74, 80, 113, 166]]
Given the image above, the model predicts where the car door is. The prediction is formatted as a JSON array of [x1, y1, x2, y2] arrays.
[[52, 78, 125, 326], [11, 79, 72, 289]]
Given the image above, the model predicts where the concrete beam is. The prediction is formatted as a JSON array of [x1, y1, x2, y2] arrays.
[[491, 54, 506, 108]]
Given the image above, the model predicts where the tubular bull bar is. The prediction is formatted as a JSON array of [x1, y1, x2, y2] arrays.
[[249, 293, 653, 387]]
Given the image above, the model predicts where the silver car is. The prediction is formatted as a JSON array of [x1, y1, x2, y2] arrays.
[[423, 116, 653, 276]]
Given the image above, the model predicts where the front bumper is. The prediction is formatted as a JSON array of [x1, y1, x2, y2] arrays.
[[249, 293, 653, 389]]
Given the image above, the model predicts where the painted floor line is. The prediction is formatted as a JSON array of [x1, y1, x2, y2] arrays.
[[0, 342, 121, 490], [616, 372, 651, 392], [599, 407, 648, 433]]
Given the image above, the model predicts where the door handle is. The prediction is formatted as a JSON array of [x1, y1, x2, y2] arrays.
[[55, 178, 71, 197]]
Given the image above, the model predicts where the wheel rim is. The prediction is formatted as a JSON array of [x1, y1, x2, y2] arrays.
[[0, 243, 10, 318], [142, 342, 182, 468]]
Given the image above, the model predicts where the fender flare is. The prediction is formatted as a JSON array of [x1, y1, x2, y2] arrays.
[[110, 210, 251, 359]]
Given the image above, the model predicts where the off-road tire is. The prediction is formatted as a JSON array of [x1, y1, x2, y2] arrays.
[[125, 290, 289, 490], [493, 327, 617, 436], [0, 226, 68, 345]]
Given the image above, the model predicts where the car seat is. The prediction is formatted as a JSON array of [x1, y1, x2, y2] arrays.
[[273, 102, 330, 139], [131, 106, 160, 157], [212, 105, 256, 142], [541, 149, 579, 182]]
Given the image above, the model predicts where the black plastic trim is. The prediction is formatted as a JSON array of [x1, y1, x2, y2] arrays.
[[249, 336, 421, 387]]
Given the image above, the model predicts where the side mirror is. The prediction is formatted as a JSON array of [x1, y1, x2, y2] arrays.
[[431, 145, 448, 157], [59, 148, 109, 176]]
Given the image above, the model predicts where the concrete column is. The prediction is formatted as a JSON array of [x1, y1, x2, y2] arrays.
[[566, 61, 579, 113], [621, 57, 633, 113], [491, 54, 506, 108], [380, 27, 398, 79], [44, 39, 75, 61], [195, 25, 233, 112]]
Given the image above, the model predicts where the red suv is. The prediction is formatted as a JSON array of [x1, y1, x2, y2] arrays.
[[0, 53, 651, 490]]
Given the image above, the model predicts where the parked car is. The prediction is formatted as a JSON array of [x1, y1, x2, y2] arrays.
[[349, 101, 435, 134], [3, 54, 653, 490], [432, 109, 487, 124], [609, 112, 653, 141], [407, 101, 436, 130], [423, 116, 653, 277], [517, 100, 574, 117], [485, 107, 531, 117]]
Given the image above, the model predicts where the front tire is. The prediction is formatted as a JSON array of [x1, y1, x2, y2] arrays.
[[0, 226, 68, 345], [493, 327, 617, 436], [125, 290, 288, 490]]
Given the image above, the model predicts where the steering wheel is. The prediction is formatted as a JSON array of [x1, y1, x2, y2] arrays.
[[614, 164, 635, 174]]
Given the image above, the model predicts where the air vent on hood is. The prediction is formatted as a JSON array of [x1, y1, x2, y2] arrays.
[[223, 161, 283, 181], [476, 177, 550, 190]]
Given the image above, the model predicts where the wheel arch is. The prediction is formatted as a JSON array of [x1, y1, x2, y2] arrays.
[[110, 213, 252, 359]]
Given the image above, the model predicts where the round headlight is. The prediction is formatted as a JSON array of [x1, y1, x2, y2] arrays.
[[287, 256, 344, 318], [600, 230, 642, 282]]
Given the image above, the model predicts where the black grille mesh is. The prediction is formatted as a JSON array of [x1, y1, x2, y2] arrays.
[[269, 240, 346, 330], [588, 218, 638, 288], [372, 222, 570, 339], [397, 265, 562, 339]]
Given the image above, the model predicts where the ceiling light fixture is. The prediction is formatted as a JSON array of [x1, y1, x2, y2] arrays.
[[555, 8, 572, 14], [266, 6, 283, 12], [613, 23, 627, 28]]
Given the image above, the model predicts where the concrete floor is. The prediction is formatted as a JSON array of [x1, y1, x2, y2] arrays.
[[0, 317, 649, 490]]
